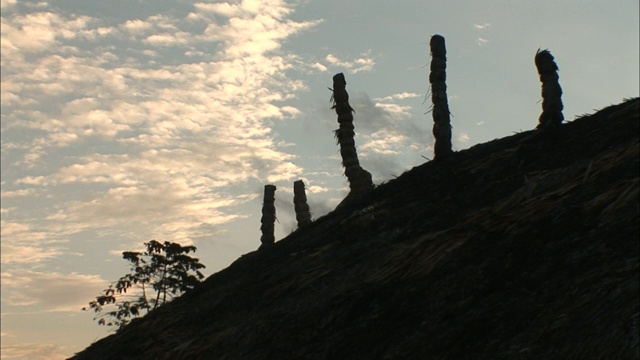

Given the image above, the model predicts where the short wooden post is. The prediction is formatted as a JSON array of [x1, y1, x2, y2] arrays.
[[535, 49, 564, 130], [331, 73, 374, 199], [293, 180, 312, 228], [429, 34, 453, 159], [259, 185, 276, 248]]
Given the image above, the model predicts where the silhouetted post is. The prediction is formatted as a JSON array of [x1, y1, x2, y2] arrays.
[[293, 180, 312, 228], [429, 34, 453, 159], [259, 185, 276, 249], [331, 73, 374, 200], [535, 49, 564, 130]]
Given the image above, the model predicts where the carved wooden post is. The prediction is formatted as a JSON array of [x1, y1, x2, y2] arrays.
[[429, 34, 453, 159], [293, 180, 312, 228], [331, 73, 374, 199], [259, 185, 276, 249], [535, 49, 564, 130]]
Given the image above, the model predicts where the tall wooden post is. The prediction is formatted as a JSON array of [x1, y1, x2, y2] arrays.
[[259, 185, 276, 249], [535, 49, 564, 130], [293, 180, 312, 228], [429, 34, 453, 159], [331, 73, 374, 200]]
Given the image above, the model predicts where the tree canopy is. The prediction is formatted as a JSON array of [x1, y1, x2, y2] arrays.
[[83, 240, 206, 329]]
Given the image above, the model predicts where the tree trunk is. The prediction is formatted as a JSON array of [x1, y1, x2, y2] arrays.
[[331, 73, 374, 202], [429, 34, 453, 159], [259, 184, 277, 249], [535, 49, 564, 130], [141, 282, 150, 313], [293, 180, 312, 228], [154, 264, 167, 310]]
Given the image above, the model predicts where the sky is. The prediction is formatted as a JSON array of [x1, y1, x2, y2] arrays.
[[1, 0, 638, 358]]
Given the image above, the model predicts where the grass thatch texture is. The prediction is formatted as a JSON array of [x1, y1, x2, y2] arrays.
[[69, 98, 639, 360]]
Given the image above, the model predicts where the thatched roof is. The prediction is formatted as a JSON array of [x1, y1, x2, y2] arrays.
[[71, 98, 639, 360]]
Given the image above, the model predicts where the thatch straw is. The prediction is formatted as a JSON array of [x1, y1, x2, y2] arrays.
[[430, 34, 453, 159], [69, 98, 639, 360], [535, 49, 564, 130]]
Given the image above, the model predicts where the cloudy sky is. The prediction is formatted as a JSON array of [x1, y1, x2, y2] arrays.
[[1, 0, 638, 358]]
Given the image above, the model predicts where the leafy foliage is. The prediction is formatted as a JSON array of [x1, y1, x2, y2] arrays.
[[83, 240, 206, 329]]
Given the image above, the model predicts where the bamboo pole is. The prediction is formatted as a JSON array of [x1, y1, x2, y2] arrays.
[[293, 180, 312, 228], [535, 49, 564, 130]]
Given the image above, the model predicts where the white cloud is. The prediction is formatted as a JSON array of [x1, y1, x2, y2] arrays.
[[474, 22, 491, 29], [15, 176, 47, 186], [334, 93, 432, 182], [374, 102, 413, 119], [1, 189, 36, 198], [477, 37, 489, 46], [144, 32, 192, 46], [310, 62, 328, 72], [325, 51, 376, 73], [193, 1, 320, 58], [349, 93, 428, 141], [306, 185, 329, 194], [194, 2, 242, 17], [0, 218, 68, 264], [122, 19, 153, 34], [361, 130, 408, 155], [457, 133, 471, 144], [374, 92, 421, 102], [1, 0, 17, 9], [1, 13, 57, 54], [0, 244, 63, 264], [1, 271, 107, 311], [2, 0, 320, 251], [0, 342, 68, 360], [0, 12, 97, 58], [23, 2, 49, 9]]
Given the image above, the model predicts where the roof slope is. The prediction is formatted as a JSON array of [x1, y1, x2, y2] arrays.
[[71, 98, 639, 360]]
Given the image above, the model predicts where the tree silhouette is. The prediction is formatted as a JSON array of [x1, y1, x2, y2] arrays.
[[83, 240, 205, 329]]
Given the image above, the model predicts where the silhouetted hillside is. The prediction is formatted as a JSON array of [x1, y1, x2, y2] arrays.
[[71, 98, 639, 360]]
